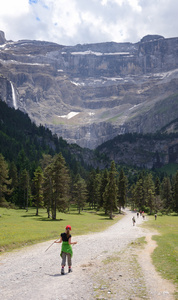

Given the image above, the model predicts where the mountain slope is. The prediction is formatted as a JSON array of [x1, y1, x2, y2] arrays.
[[0, 100, 86, 174], [0, 31, 178, 148], [0, 99, 177, 171], [95, 132, 178, 169]]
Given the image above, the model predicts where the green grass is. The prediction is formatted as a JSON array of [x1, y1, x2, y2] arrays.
[[107, 113, 123, 123], [52, 118, 65, 125], [142, 215, 178, 288], [0, 207, 123, 252]]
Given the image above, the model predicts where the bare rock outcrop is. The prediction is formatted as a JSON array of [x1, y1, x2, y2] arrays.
[[0, 32, 178, 150], [0, 31, 6, 45]]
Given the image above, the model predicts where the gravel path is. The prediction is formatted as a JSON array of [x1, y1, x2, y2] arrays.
[[0, 209, 176, 300]]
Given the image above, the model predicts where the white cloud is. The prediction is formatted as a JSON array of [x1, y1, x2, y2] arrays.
[[0, 0, 29, 16], [0, 0, 178, 45]]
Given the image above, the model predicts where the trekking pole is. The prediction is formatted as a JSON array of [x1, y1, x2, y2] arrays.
[[45, 239, 59, 252]]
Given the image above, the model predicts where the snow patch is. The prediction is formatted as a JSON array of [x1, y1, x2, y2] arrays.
[[70, 51, 131, 56], [88, 112, 95, 116], [157, 68, 178, 79], [71, 51, 103, 56], [71, 81, 85, 86], [58, 112, 79, 119], [0, 43, 6, 48], [105, 52, 130, 56], [129, 104, 141, 110], [0, 59, 49, 66]]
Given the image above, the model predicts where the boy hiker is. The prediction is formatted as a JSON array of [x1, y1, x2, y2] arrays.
[[55, 225, 77, 275]]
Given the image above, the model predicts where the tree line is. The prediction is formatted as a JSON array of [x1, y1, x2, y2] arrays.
[[0, 152, 178, 218], [0, 99, 177, 216], [0, 99, 87, 178]]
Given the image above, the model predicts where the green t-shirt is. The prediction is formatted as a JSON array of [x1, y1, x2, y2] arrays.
[[60, 232, 73, 257]]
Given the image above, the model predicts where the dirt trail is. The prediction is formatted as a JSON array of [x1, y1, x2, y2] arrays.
[[137, 234, 176, 299], [0, 209, 176, 300]]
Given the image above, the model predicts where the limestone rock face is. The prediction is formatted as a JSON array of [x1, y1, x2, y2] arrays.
[[0, 76, 13, 107], [0, 32, 178, 149], [71, 135, 178, 169], [0, 31, 6, 45], [96, 136, 178, 169]]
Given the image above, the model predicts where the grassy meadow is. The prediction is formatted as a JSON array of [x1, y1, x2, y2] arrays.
[[0, 207, 122, 252], [142, 215, 178, 288]]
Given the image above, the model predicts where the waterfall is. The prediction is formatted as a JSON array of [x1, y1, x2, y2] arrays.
[[10, 81, 18, 110]]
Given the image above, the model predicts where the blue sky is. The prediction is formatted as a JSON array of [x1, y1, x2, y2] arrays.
[[0, 0, 178, 45], [29, 0, 38, 3]]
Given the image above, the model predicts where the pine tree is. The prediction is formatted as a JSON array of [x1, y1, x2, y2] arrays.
[[99, 169, 108, 209], [17, 149, 30, 172], [51, 153, 70, 219], [132, 178, 144, 210], [7, 161, 18, 204], [33, 166, 44, 216], [40, 154, 53, 171], [72, 174, 87, 213], [43, 163, 53, 218], [87, 169, 97, 208], [172, 171, 178, 212], [40, 154, 53, 217], [103, 161, 118, 219], [129, 183, 136, 210], [155, 177, 161, 195], [0, 154, 12, 206], [118, 169, 127, 213], [18, 169, 31, 210], [154, 176, 163, 212], [144, 174, 155, 214], [9, 161, 18, 189], [161, 177, 172, 210], [94, 172, 102, 210]]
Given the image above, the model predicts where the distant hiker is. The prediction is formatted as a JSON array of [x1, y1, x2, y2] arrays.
[[55, 225, 77, 275], [132, 216, 136, 226], [137, 212, 139, 218], [155, 214, 157, 220], [142, 211, 145, 219]]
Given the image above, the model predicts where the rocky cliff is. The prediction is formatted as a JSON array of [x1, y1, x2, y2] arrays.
[[0, 31, 178, 149], [96, 134, 178, 169], [67, 132, 178, 170]]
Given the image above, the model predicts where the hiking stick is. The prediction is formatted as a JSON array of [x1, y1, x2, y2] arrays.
[[45, 239, 59, 252]]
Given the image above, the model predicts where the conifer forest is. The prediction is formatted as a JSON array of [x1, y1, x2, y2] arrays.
[[0, 100, 178, 217]]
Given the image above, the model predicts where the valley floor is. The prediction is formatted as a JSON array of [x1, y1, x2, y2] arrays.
[[0, 209, 176, 300]]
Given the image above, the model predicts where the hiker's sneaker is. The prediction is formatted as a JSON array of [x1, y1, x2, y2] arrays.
[[68, 268, 72, 273], [61, 268, 64, 275]]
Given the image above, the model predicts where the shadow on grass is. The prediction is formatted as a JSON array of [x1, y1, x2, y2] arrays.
[[35, 218, 65, 222], [21, 214, 65, 221], [65, 212, 81, 215], [98, 217, 114, 220], [21, 214, 37, 217]]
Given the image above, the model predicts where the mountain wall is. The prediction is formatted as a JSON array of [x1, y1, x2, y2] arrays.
[[0, 32, 178, 149], [96, 134, 178, 169]]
